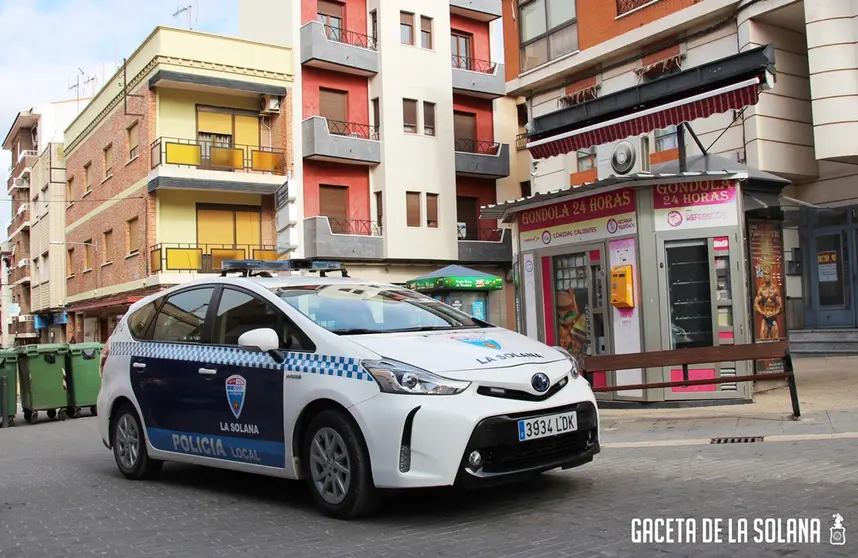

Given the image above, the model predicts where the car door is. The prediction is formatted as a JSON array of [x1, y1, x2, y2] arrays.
[[203, 286, 316, 469], [130, 286, 218, 456]]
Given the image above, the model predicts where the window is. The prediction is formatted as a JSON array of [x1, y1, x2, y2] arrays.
[[150, 287, 215, 343], [127, 217, 140, 255], [319, 185, 349, 234], [374, 191, 383, 227], [66, 178, 74, 205], [519, 0, 578, 73], [128, 123, 139, 160], [319, 88, 348, 133], [655, 126, 679, 151], [371, 97, 380, 135], [520, 180, 532, 198], [84, 239, 94, 271], [317, 0, 344, 41], [406, 192, 421, 227], [67, 248, 74, 277], [196, 106, 260, 168], [457, 197, 478, 240], [370, 10, 378, 41], [128, 301, 159, 340], [451, 32, 473, 69], [421, 16, 433, 49], [103, 144, 113, 179], [103, 229, 114, 265], [577, 146, 596, 171], [213, 288, 313, 351], [40, 254, 49, 283], [403, 99, 418, 133], [273, 284, 485, 334], [426, 193, 439, 228], [197, 206, 262, 251], [423, 102, 436, 136], [400, 12, 414, 45], [83, 163, 91, 193]]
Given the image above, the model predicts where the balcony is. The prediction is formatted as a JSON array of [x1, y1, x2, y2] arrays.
[[302, 117, 381, 166], [454, 139, 510, 179], [149, 243, 279, 274], [516, 133, 528, 151], [300, 20, 379, 76], [303, 216, 384, 260], [6, 159, 34, 196], [458, 227, 513, 264], [149, 137, 287, 194], [10, 264, 31, 286], [7, 206, 30, 238], [11, 317, 38, 338], [451, 56, 505, 99], [449, 0, 502, 21]]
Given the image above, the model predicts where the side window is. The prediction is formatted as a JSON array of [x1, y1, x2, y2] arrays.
[[150, 287, 215, 343], [128, 301, 158, 340], [213, 288, 314, 352]]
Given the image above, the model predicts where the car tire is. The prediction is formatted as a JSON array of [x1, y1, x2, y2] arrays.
[[111, 403, 163, 481], [301, 410, 380, 519]]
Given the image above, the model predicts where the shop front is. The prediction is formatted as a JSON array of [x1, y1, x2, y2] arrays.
[[406, 265, 504, 322], [487, 165, 790, 405]]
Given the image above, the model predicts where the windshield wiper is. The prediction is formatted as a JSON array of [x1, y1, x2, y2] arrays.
[[329, 328, 379, 335]]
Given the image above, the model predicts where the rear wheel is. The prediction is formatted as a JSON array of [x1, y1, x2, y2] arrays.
[[301, 410, 379, 519], [111, 403, 162, 480]]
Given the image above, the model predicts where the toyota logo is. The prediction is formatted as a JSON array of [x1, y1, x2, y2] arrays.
[[531, 373, 550, 393]]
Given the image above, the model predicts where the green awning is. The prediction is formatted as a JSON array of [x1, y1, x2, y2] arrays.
[[406, 265, 503, 292]]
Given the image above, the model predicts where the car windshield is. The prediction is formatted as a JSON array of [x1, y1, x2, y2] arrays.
[[271, 284, 488, 334]]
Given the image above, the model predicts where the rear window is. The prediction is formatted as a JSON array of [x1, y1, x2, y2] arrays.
[[271, 284, 487, 334], [127, 302, 158, 339]]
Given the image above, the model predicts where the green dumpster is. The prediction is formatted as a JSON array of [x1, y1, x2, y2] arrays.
[[17, 344, 70, 424], [0, 349, 18, 427], [65, 342, 103, 418]]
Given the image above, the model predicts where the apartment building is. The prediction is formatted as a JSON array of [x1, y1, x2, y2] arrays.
[[239, 0, 522, 328], [60, 26, 293, 342], [504, 0, 858, 350], [2, 100, 84, 345]]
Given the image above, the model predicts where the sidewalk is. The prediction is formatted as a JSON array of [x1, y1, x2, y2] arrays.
[[599, 356, 858, 444]]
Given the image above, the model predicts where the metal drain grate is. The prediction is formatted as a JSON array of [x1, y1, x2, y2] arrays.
[[710, 436, 764, 444]]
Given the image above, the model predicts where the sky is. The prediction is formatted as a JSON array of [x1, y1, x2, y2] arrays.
[[0, 0, 238, 240]]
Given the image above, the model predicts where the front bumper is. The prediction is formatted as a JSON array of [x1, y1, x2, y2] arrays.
[[350, 375, 599, 489]]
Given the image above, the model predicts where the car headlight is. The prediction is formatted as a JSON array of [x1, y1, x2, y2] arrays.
[[362, 358, 471, 395], [553, 346, 582, 380]]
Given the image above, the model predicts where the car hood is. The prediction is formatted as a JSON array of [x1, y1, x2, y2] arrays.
[[344, 327, 568, 378]]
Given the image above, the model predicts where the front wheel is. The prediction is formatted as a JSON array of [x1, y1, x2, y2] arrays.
[[302, 410, 379, 519], [111, 403, 163, 480]]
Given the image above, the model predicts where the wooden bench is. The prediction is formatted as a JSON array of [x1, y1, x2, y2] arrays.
[[580, 340, 800, 419]]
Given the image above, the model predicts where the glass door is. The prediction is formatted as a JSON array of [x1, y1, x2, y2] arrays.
[[665, 241, 713, 350], [813, 230, 853, 327]]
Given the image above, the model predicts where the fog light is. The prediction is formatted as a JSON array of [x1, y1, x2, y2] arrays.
[[399, 444, 411, 473], [468, 450, 482, 469]]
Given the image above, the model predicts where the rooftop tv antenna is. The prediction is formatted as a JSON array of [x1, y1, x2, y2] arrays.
[[173, 3, 194, 30], [69, 68, 96, 112]]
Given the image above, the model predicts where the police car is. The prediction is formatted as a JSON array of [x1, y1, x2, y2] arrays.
[[97, 259, 600, 519]]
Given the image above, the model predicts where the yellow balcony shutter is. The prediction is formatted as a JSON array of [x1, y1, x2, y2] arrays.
[[235, 211, 261, 247], [197, 209, 235, 247], [197, 111, 233, 135], [234, 115, 259, 148]]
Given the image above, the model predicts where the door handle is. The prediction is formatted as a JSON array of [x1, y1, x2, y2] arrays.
[[132, 362, 146, 370], [198, 368, 217, 375]]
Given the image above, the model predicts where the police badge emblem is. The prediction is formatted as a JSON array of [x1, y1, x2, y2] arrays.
[[225, 375, 247, 420]]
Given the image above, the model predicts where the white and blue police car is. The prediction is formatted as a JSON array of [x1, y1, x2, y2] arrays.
[[97, 259, 600, 519]]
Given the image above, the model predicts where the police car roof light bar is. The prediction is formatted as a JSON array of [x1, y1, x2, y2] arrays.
[[220, 259, 349, 277]]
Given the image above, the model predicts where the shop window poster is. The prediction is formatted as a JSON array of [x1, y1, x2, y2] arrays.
[[748, 221, 786, 374], [553, 254, 590, 363]]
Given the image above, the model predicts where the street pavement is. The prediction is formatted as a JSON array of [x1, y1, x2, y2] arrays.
[[1, 412, 856, 558]]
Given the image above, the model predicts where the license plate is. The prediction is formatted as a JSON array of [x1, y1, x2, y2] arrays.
[[517, 411, 578, 442]]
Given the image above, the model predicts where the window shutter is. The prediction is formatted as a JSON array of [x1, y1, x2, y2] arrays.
[[318, 0, 344, 17], [426, 194, 438, 227], [406, 192, 421, 227], [319, 89, 348, 122], [319, 185, 348, 218], [403, 99, 417, 128], [197, 110, 233, 135]]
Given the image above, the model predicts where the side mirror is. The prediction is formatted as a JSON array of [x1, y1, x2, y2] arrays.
[[237, 328, 280, 352]]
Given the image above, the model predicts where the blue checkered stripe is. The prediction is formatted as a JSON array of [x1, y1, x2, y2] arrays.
[[110, 341, 374, 382]]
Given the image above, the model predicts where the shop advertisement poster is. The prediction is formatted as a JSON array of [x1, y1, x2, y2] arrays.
[[748, 221, 786, 374], [518, 188, 637, 250], [653, 181, 738, 231], [609, 237, 643, 398], [817, 251, 838, 282]]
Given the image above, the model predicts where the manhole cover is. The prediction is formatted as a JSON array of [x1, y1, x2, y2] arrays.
[[710, 436, 764, 444]]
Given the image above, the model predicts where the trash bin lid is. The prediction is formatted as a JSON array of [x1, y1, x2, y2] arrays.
[[19, 343, 70, 356], [68, 342, 104, 355], [0, 349, 18, 363]]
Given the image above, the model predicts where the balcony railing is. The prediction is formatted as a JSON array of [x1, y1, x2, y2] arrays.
[[516, 133, 528, 151], [11, 318, 37, 337], [150, 243, 280, 274], [10, 265, 31, 284], [458, 227, 504, 241], [451, 55, 497, 74], [454, 138, 501, 155], [150, 137, 287, 175], [327, 217, 383, 236], [9, 209, 30, 233], [617, 0, 655, 15], [322, 24, 378, 50], [326, 120, 380, 141]]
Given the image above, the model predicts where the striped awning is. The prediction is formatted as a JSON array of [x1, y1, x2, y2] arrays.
[[526, 77, 762, 160]]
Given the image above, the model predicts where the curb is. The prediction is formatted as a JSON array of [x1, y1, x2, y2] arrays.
[[602, 431, 858, 448]]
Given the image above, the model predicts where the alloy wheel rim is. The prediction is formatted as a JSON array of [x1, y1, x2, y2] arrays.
[[309, 427, 351, 505], [116, 414, 140, 470]]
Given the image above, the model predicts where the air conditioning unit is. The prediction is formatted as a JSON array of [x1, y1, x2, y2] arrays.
[[18, 314, 34, 323], [260, 94, 282, 114], [596, 137, 651, 180], [17, 203, 28, 215], [17, 258, 29, 268], [13, 177, 26, 188]]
